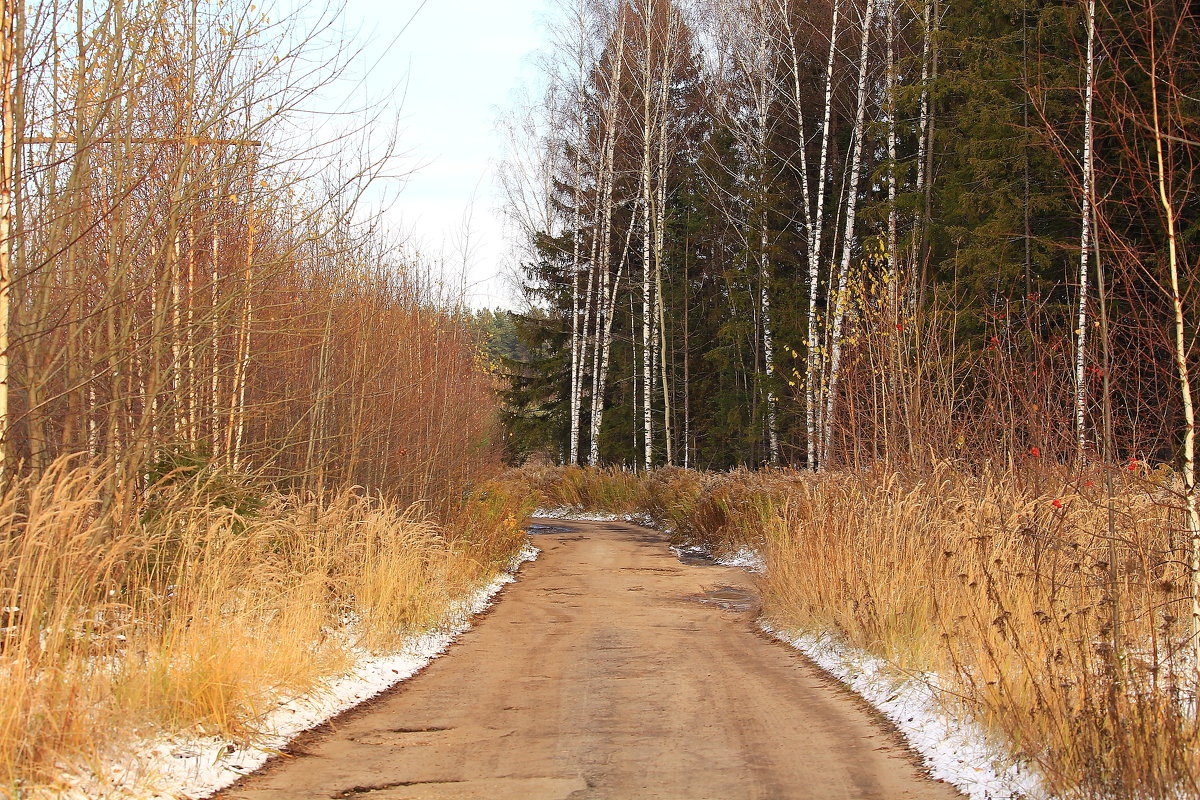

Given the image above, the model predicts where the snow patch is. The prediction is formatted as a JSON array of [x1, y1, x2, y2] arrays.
[[620, 511, 656, 528], [531, 507, 660, 527], [763, 625, 1048, 800], [715, 547, 766, 573], [73, 543, 540, 800], [532, 507, 620, 521]]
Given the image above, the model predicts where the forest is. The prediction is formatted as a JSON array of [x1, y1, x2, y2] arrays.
[[502, 0, 1198, 477]]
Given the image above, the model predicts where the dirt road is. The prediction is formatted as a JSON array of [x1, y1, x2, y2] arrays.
[[220, 519, 961, 800]]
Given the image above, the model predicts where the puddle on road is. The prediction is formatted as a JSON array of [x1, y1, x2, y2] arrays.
[[526, 524, 575, 535], [689, 586, 758, 612], [672, 545, 717, 567]]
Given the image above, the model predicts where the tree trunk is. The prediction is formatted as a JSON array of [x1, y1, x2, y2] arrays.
[[640, 13, 655, 471], [588, 10, 626, 467], [1149, 40, 1200, 676], [755, 62, 778, 465], [805, 0, 839, 471], [822, 0, 875, 468], [1073, 0, 1096, 462], [0, 0, 13, 486]]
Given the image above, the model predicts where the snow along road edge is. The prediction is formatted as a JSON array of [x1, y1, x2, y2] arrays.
[[761, 625, 1048, 800], [76, 542, 540, 800]]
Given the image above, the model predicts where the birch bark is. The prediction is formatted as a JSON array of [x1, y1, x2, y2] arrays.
[[1073, 0, 1096, 461], [654, 11, 676, 466], [0, 0, 12, 485], [805, 0, 840, 470], [822, 0, 876, 467], [588, 11, 626, 466], [755, 63, 779, 465], [639, 0, 655, 470], [913, 0, 931, 277], [568, 1, 588, 465]]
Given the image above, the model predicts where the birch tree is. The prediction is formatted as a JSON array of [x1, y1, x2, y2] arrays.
[[781, 0, 840, 470], [638, 0, 658, 470], [822, 0, 876, 467], [0, 0, 14, 485], [1073, 0, 1096, 461], [588, 5, 628, 466]]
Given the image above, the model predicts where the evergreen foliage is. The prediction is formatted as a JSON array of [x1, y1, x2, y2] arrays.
[[502, 0, 1198, 469]]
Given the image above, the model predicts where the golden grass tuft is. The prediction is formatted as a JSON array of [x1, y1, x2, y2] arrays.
[[0, 457, 532, 797]]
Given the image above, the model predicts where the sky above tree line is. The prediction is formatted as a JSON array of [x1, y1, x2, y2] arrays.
[[343, 0, 548, 309]]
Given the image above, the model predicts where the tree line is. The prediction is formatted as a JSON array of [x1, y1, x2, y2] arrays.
[[0, 0, 502, 504], [501, 0, 1198, 480]]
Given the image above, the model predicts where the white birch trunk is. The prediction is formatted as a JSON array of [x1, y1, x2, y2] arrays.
[[912, 0, 931, 275], [1073, 0, 1096, 461], [578, 219, 598, 461], [640, 5, 655, 471], [915, 0, 930, 204], [642, 137, 654, 471], [822, 0, 876, 467], [655, 14, 676, 466], [755, 61, 779, 465], [230, 207, 255, 470], [588, 12, 626, 466], [210, 220, 221, 456], [185, 217, 197, 442], [0, 0, 13, 485], [568, 194, 583, 464], [886, 1, 898, 291], [655, 178, 672, 466], [593, 212, 635, 467], [568, 5, 588, 465], [588, 163, 609, 466], [805, 0, 840, 470]]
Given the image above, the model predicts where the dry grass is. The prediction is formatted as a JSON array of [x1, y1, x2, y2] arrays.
[[520, 463, 1200, 799], [0, 458, 532, 797], [514, 465, 645, 513]]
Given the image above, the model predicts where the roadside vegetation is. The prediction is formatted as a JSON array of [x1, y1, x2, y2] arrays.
[[516, 463, 1197, 798], [2, 463, 529, 796], [0, 0, 526, 795]]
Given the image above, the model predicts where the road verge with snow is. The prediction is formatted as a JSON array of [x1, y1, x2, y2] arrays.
[[68, 543, 539, 800]]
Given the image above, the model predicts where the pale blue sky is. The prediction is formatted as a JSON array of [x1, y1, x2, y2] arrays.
[[338, 0, 550, 308]]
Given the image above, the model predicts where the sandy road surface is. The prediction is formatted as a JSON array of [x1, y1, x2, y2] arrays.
[[219, 519, 961, 800]]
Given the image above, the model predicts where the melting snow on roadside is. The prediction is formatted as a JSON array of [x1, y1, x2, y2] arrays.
[[714, 547, 765, 572], [535, 507, 664, 530], [763, 624, 1048, 800], [75, 543, 539, 800], [532, 506, 621, 522]]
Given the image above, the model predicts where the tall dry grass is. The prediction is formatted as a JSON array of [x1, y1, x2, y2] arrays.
[[521, 463, 1200, 798], [0, 457, 532, 797]]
